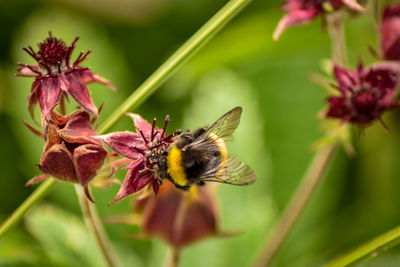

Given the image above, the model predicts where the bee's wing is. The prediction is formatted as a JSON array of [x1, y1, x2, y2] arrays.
[[202, 155, 257, 185], [200, 106, 242, 143]]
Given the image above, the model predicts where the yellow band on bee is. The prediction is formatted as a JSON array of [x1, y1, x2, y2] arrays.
[[167, 145, 188, 186], [209, 133, 228, 175]]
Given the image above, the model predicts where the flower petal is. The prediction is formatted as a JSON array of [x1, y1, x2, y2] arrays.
[[58, 111, 99, 144], [142, 184, 182, 244], [27, 80, 40, 121], [126, 113, 153, 137], [333, 64, 359, 89], [381, 4, 400, 60], [17, 64, 40, 74], [39, 144, 78, 182], [99, 132, 145, 160], [73, 144, 107, 187], [365, 68, 398, 91], [80, 69, 117, 91], [66, 71, 98, 119], [273, 7, 320, 40], [178, 187, 217, 246], [109, 159, 154, 205], [325, 96, 351, 120], [26, 174, 49, 186], [44, 123, 63, 151], [141, 183, 217, 248], [342, 0, 366, 12], [23, 121, 43, 139], [38, 77, 62, 119]]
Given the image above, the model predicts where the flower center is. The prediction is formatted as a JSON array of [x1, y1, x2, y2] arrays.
[[352, 90, 378, 113], [38, 36, 69, 68]]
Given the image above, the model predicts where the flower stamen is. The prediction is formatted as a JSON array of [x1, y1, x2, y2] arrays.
[[161, 115, 170, 138]]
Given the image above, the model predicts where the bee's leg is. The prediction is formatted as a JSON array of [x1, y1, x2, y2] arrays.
[[174, 184, 190, 191]]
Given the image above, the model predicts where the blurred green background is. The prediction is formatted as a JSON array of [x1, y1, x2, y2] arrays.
[[1, 0, 400, 266]]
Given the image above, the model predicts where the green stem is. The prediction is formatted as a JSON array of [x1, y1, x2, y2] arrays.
[[0, 0, 252, 240], [325, 225, 400, 267], [75, 185, 119, 267], [253, 9, 348, 267], [164, 247, 181, 267], [253, 143, 339, 267], [98, 0, 252, 134], [326, 11, 347, 65], [0, 179, 56, 237]]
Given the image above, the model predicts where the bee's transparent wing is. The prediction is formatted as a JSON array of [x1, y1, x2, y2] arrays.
[[202, 155, 257, 185], [200, 106, 242, 143]]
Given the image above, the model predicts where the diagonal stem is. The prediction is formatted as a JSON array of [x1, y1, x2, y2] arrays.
[[253, 143, 339, 267], [0, 179, 56, 237], [0, 0, 252, 241], [325, 224, 400, 266], [97, 0, 252, 134]]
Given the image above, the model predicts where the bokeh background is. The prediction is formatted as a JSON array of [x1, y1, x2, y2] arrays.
[[1, 0, 400, 266]]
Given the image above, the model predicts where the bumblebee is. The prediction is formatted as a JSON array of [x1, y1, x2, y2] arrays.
[[157, 107, 257, 190]]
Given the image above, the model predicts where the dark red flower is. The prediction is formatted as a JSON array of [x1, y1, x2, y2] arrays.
[[26, 109, 108, 202], [17, 32, 116, 121], [98, 113, 180, 205], [381, 4, 400, 60], [273, 0, 365, 40], [135, 182, 218, 248], [325, 63, 400, 127]]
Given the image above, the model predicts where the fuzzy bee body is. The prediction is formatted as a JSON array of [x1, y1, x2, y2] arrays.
[[157, 107, 257, 190]]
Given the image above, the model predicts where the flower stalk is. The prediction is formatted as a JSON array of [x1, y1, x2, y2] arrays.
[[253, 10, 348, 266], [327, 11, 347, 65], [75, 185, 119, 267], [0, 0, 252, 240], [253, 142, 339, 267], [164, 247, 181, 267]]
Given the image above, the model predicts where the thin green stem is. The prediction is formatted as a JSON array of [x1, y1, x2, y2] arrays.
[[98, 0, 252, 134], [75, 185, 119, 267], [325, 225, 400, 267], [327, 11, 347, 65], [253, 9, 348, 266], [0, 0, 252, 240], [164, 247, 181, 267], [0, 179, 56, 237], [253, 143, 339, 267]]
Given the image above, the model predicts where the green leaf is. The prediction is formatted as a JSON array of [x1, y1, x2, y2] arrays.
[[25, 204, 109, 267]]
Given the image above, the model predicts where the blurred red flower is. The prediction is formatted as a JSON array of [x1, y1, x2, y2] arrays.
[[381, 3, 400, 60], [325, 63, 400, 127], [135, 182, 218, 248], [273, 0, 365, 40]]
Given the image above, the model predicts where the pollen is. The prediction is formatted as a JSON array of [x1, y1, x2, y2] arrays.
[[167, 146, 188, 186]]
